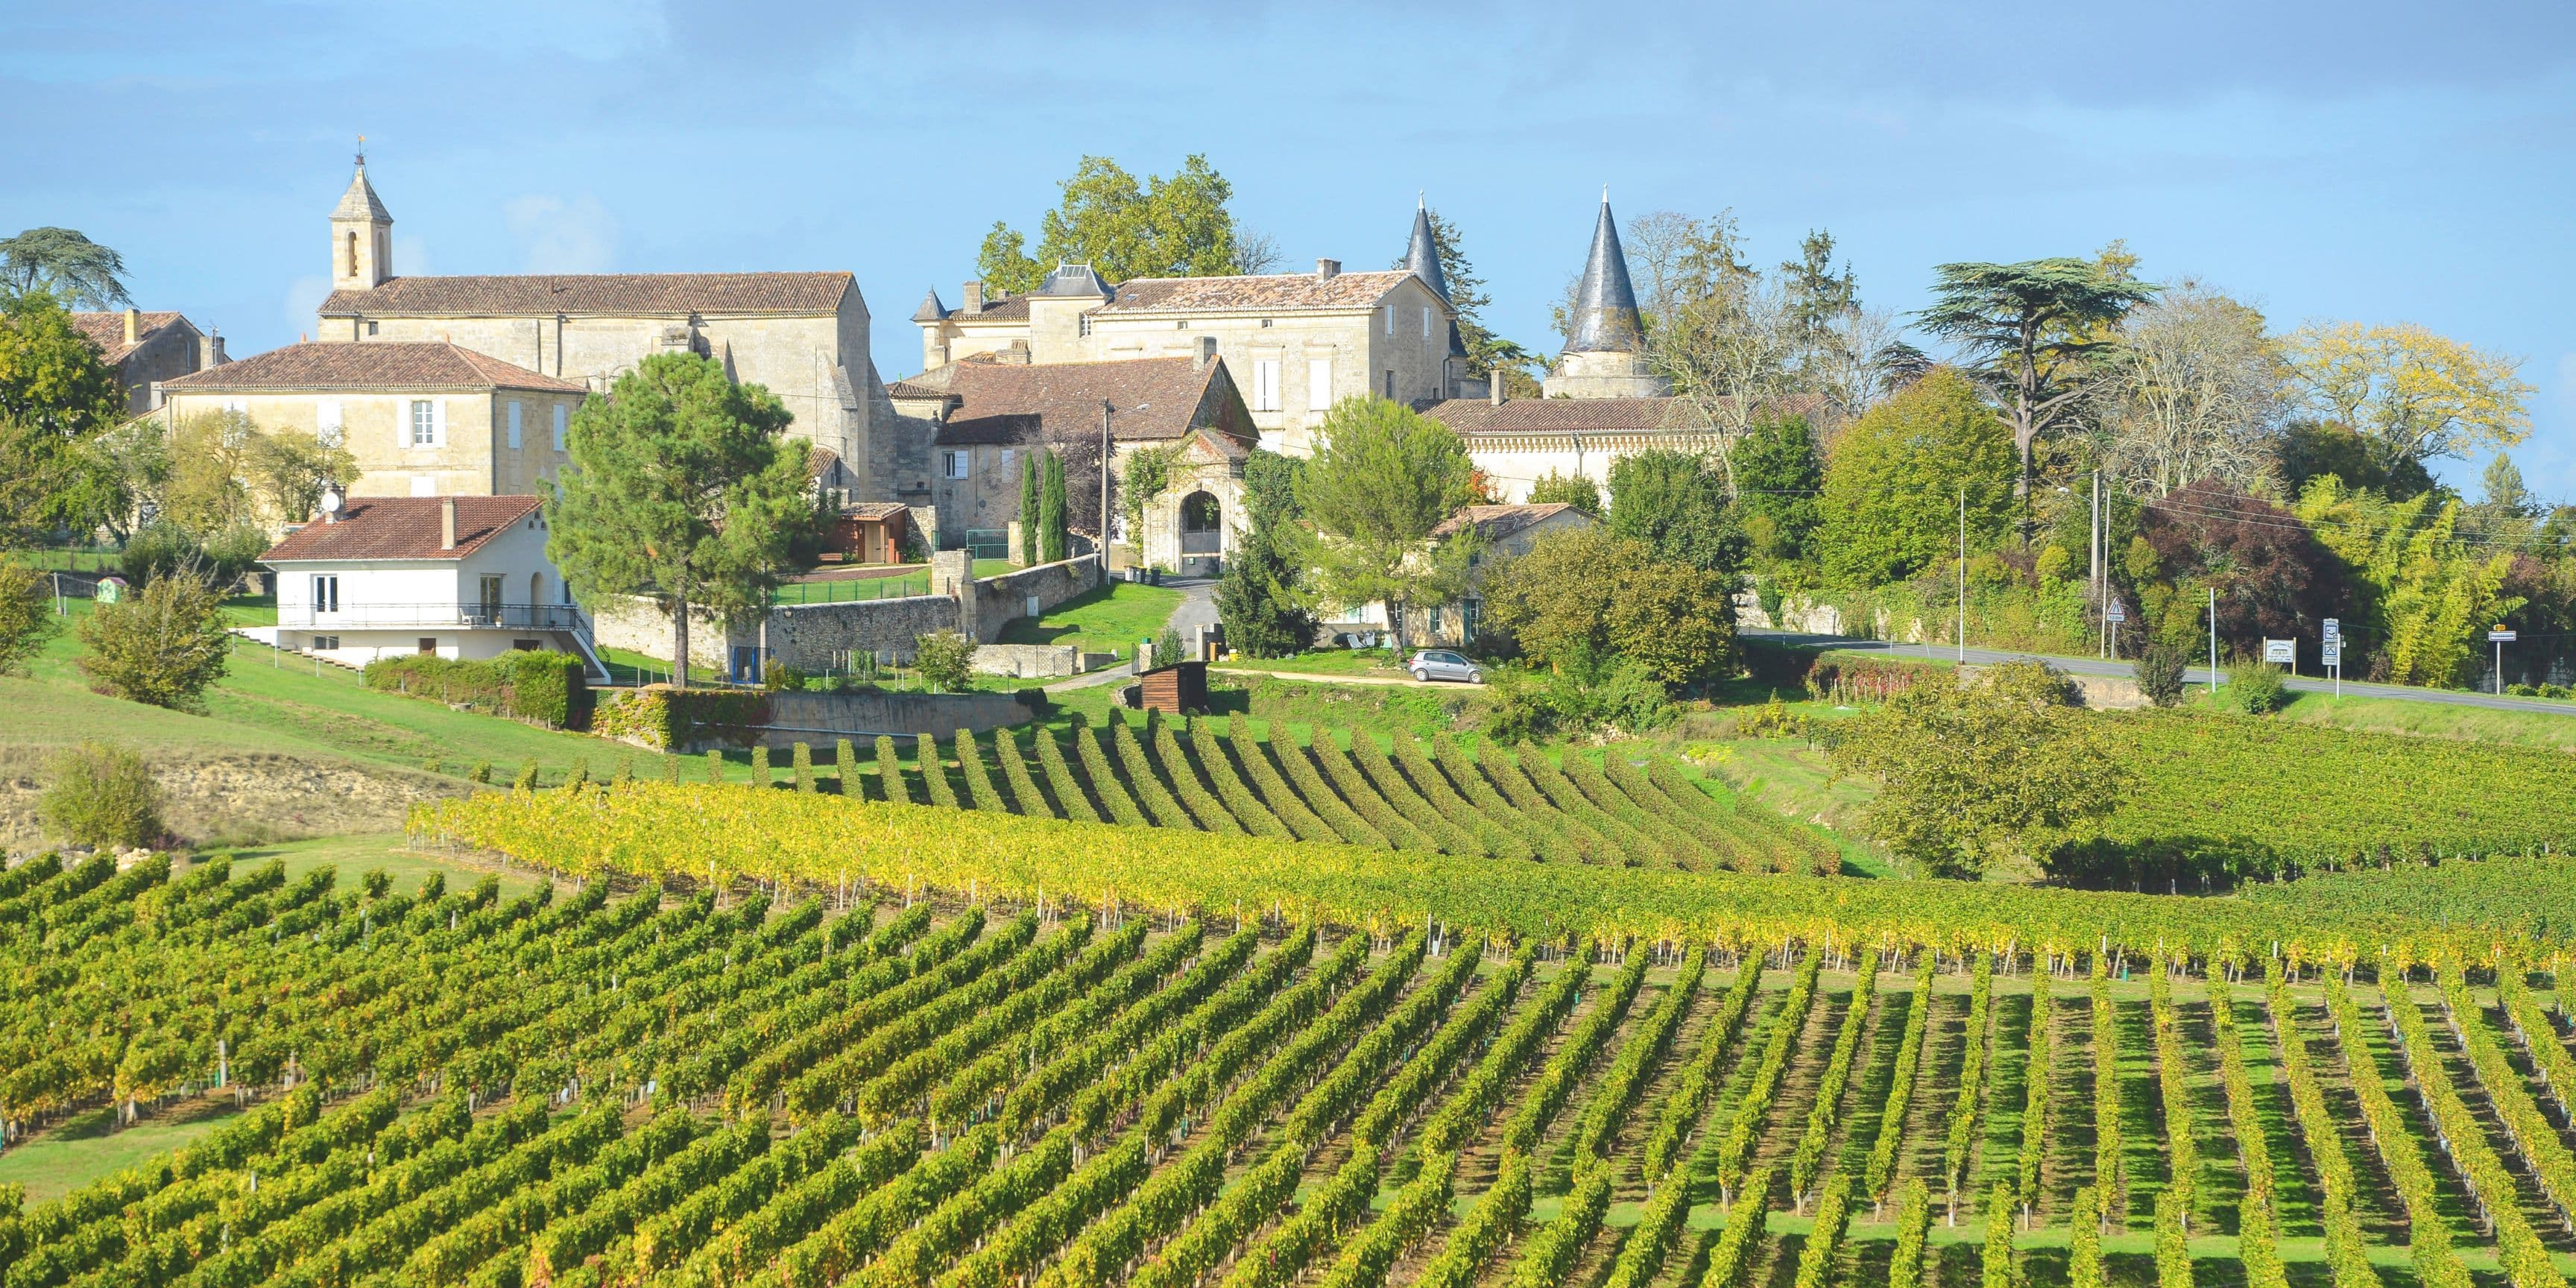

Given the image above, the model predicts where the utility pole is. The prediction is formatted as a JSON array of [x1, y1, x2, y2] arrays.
[[1099, 399, 1114, 576], [2091, 470, 2103, 659], [1957, 486, 1966, 663], [2207, 586, 2219, 701]]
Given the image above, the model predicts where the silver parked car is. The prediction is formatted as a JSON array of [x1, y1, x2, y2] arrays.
[[1408, 649, 1483, 684]]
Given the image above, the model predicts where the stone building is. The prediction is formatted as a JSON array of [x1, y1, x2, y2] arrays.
[[70, 309, 227, 415], [1419, 193, 1724, 501], [158, 341, 587, 505], [306, 157, 898, 494], [909, 202, 1469, 457], [886, 350, 1256, 575]]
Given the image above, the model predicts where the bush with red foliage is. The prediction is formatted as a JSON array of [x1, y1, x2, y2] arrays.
[[2135, 479, 2353, 660]]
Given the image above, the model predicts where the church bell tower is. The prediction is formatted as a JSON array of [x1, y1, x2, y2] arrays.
[[329, 148, 394, 292]]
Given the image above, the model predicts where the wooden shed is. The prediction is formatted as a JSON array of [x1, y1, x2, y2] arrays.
[[1136, 660, 1208, 714], [827, 502, 915, 565]]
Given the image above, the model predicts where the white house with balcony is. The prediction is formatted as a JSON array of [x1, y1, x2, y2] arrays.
[[243, 493, 609, 679]]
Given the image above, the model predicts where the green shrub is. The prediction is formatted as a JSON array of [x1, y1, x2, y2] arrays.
[[514, 760, 539, 791], [0, 561, 57, 677], [565, 757, 590, 788], [1152, 626, 1187, 668], [469, 760, 492, 785], [2135, 642, 2188, 707], [364, 650, 586, 728], [751, 744, 771, 786], [612, 760, 633, 786], [705, 749, 724, 783], [835, 739, 857, 794], [2227, 660, 2288, 715], [792, 742, 815, 793], [119, 520, 267, 590], [663, 754, 681, 783], [39, 741, 162, 849], [914, 631, 976, 692], [76, 575, 231, 711]]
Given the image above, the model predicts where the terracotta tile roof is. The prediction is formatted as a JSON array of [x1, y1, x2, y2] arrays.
[[160, 341, 586, 394], [70, 311, 190, 365], [1418, 397, 1712, 435], [884, 377, 950, 401], [914, 356, 1248, 446], [1431, 502, 1583, 541], [943, 294, 1032, 323], [318, 271, 853, 318], [1096, 271, 1415, 314], [845, 500, 910, 520], [260, 495, 543, 563]]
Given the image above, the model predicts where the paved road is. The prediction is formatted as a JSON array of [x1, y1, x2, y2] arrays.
[[1750, 629, 2576, 717]]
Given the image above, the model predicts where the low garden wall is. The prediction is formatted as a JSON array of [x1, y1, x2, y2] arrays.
[[593, 685, 1044, 752]]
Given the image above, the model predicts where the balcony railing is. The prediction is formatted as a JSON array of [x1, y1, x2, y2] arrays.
[[279, 602, 590, 631]]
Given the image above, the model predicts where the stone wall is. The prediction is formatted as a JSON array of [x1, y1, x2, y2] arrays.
[[685, 689, 1043, 751], [963, 554, 1101, 643], [973, 643, 1080, 678], [761, 594, 961, 669]]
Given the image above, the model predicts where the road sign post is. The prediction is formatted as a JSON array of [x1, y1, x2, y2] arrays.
[[2489, 626, 2517, 695], [2323, 618, 2341, 698], [2105, 601, 2125, 660]]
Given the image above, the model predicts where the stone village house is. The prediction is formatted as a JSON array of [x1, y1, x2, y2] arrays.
[[71, 309, 227, 416], [304, 157, 909, 506], [157, 341, 587, 505], [886, 349, 1258, 576]]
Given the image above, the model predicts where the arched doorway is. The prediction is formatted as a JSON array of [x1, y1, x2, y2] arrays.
[[1178, 490, 1222, 572]]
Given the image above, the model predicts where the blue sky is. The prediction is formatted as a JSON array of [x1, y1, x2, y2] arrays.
[[8, 1, 2574, 497]]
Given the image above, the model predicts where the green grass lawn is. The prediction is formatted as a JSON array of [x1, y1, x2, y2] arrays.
[[0, 1102, 240, 1202], [1, 599, 702, 785], [1219, 648, 1409, 677], [217, 830, 555, 898], [2256, 686, 2576, 751], [994, 581, 1183, 658]]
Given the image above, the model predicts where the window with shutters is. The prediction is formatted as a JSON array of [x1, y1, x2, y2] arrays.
[[1251, 359, 1281, 411], [944, 450, 970, 479], [507, 401, 523, 449], [552, 403, 568, 451], [410, 400, 437, 447], [1308, 359, 1332, 410]]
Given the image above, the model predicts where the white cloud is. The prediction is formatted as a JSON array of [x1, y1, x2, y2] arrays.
[[282, 274, 329, 338], [505, 195, 619, 274], [393, 236, 432, 278]]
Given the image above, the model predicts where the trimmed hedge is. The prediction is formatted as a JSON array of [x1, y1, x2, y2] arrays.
[[364, 651, 589, 728]]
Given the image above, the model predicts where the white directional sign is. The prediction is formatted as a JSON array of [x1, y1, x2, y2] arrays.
[[2490, 629, 2519, 643], [2321, 642, 2342, 666], [2262, 639, 2296, 666], [2322, 617, 2340, 641]]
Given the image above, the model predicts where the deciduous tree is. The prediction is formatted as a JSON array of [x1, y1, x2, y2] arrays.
[[978, 155, 1262, 291], [0, 292, 126, 544], [548, 353, 816, 688], [1524, 470, 1601, 517], [1817, 369, 2016, 587], [76, 574, 231, 711], [2097, 282, 2284, 496], [0, 559, 55, 675], [1481, 527, 1736, 686], [2283, 321, 2531, 467], [1291, 397, 1480, 642], [1829, 659, 2130, 878], [1604, 448, 1743, 574]]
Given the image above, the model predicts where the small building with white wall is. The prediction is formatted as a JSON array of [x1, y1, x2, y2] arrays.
[[247, 493, 607, 678]]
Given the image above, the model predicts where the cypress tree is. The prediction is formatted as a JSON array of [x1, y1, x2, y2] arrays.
[[1041, 449, 1069, 563], [1019, 449, 1042, 564]]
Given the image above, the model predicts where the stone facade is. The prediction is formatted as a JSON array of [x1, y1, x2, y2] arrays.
[[914, 256, 1462, 457], [308, 159, 896, 496], [71, 310, 225, 416], [158, 342, 586, 505]]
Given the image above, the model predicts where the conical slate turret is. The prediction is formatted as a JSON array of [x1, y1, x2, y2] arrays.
[[1404, 196, 1448, 302], [1565, 192, 1642, 354]]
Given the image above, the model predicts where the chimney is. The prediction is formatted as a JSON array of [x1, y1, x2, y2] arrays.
[[1194, 335, 1217, 371], [961, 280, 984, 314], [440, 497, 458, 551], [203, 330, 226, 367], [1490, 369, 1505, 406], [122, 308, 140, 344], [1315, 259, 1340, 280]]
